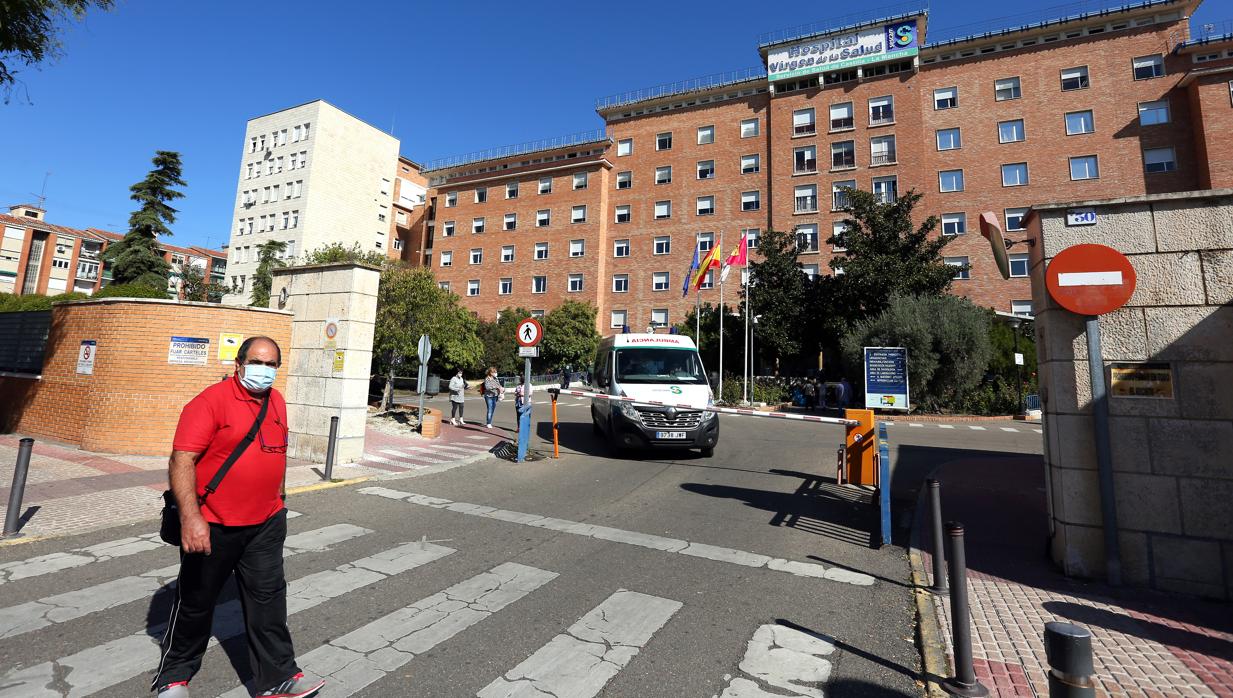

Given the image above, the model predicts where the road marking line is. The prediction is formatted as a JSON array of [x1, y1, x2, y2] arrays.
[[466, 435, 489, 440], [1058, 270, 1123, 287], [717, 623, 837, 698], [223, 563, 558, 698], [0, 524, 371, 641], [0, 533, 164, 586], [968, 426, 986, 431], [358, 487, 875, 586], [0, 541, 455, 697], [1033, 429, 1042, 434], [938, 424, 955, 429], [478, 590, 681, 698], [379, 449, 451, 465], [432, 443, 491, 454], [908, 423, 924, 428], [1001, 427, 1019, 432]]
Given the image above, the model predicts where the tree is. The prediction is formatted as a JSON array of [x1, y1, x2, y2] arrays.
[[745, 228, 813, 371], [178, 262, 227, 303], [477, 307, 532, 375], [0, 0, 113, 102], [101, 151, 184, 289], [542, 301, 600, 372], [373, 264, 482, 410], [676, 302, 743, 376], [301, 242, 386, 267], [250, 240, 287, 307]]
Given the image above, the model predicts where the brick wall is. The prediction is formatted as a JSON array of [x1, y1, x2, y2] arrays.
[[0, 299, 292, 456]]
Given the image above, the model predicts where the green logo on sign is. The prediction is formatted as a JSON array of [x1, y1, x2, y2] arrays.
[[670, 386, 683, 395]]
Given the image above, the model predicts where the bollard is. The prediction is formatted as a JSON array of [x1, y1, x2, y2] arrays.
[[942, 522, 989, 697], [1044, 622, 1096, 698], [836, 446, 846, 485], [550, 389, 560, 459], [928, 479, 949, 595], [323, 415, 339, 481], [2, 438, 34, 538]]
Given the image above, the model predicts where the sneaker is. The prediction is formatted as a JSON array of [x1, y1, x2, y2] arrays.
[[485, 423, 493, 429], [156, 682, 190, 698], [256, 672, 325, 698]]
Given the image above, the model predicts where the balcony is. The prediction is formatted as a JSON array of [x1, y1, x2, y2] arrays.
[[794, 159, 817, 174], [870, 111, 895, 126], [831, 154, 855, 170], [830, 117, 854, 131], [871, 152, 897, 166], [794, 196, 818, 214], [793, 123, 816, 136]]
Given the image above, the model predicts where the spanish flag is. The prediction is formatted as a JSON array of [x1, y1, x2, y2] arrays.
[[691, 246, 723, 290]]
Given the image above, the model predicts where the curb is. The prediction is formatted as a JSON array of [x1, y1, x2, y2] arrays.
[[909, 474, 952, 698], [286, 476, 372, 495]]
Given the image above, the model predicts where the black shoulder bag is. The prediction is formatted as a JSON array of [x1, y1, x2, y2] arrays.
[[160, 393, 270, 546]]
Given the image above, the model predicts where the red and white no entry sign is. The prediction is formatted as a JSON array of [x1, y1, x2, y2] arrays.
[[516, 317, 543, 347], [1046, 244, 1137, 316]]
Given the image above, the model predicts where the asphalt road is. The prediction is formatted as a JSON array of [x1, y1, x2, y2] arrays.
[[0, 392, 1043, 698]]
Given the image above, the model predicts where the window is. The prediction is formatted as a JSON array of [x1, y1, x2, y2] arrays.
[[1009, 253, 1030, 278], [831, 141, 855, 169], [740, 118, 760, 138], [794, 108, 817, 135], [654, 200, 671, 219], [501, 245, 515, 262], [1005, 207, 1029, 231], [614, 239, 630, 257], [873, 175, 898, 203], [445, 192, 457, 207], [506, 182, 519, 199], [741, 191, 761, 211], [475, 187, 487, 203], [1065, 110, 1094, 135], [655, 166, 672, 184], [473, 217, 485, 234], [1138, 100, 1170, 126], [995, 77, 1022, 101], [700, 269, 715, 290], [697, 232, 714, 252], [468, 248, 483, 265], [1143, 147, 1176, 173], [650, 309, 669, 328], [802, 264, 820, 280], [539, 177, 552, 194], [939, 170, 965, 192], [829, 103, 853, 131], [942, 213, 966, 236], [697, 160, 715, 179], [1002, 163, 1029, 187], [440, 251, 453, 267], [617, 171, 632, 189], [617, 138, 633, 156], [934, 87, 958, 110], [741, 154, 761, 174], [656, 132, 672, 150], [745, 228, 760, 249], [796, 224, 819, 253], [611, 310, 627, 329], [795, 184, 818, 213], [615, 205, 631, 223], [697, 125, 715, 144], [571, 205, 587, 223], [499, 278, 512, 295], [573, 172, 588, 190], [653, 271, 670, 291], [52, 258, 70, 269], [531, 310, 544, 318], [1070, 156, 1099, 180], [393, 238, 403, 251], [536, 209, 550, 227], [613, 274, 629, 292], [534, 242, 549, 260], [500, 213, 515, 231], [532, 276, 546, 294], [871, 136, 896, 165], [794, 146, 817, 173], [696, 196, 715, 216], [443, 221, 455, 237], [831, 221, 848, 251], [869, 96, 894, 124], [654, 236, 671, 255], [438, 281, 450, 292], [832, 180, 855, 210], [281, 212, 290, 229], [289, 210, 299, 228], [1133, 54, 1164, 80], [570, 239, 585, 257], [999, 119, 1026, 143], [1011, 300, 1033, 317], [1061, 66, 1089, 91], [937, 128, 962, 150], [568, 274, 583, 292], [945, 256, 970, 280]]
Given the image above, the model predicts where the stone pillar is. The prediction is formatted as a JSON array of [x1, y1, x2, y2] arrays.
[[270, 262, 380, 464]]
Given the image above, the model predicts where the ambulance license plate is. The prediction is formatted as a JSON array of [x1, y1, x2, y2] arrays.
[[656, 431, 687, 439]]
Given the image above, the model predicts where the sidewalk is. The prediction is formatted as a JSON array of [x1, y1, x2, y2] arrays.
[[912, 453, 1233, 697], [0, 424, 501, 543]]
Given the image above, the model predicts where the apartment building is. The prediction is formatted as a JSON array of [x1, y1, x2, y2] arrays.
[[0, 204, 227, 298], [421, 0, 1232, 332]]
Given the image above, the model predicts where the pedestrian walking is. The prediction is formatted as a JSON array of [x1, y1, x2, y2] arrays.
[[482, 367, 503, 429], [838, 376, 852, 410], [514, 374, 533, 462], [559, 366, 570, 390], [448, 368, 466, 425], [153, 336, 324, 698], [803, 380, 817, 411]]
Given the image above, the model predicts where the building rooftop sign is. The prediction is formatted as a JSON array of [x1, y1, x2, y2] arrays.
[[766, 17, 921, 81]]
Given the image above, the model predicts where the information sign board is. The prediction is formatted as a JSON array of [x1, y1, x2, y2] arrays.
[[864, 346, 909, 410]]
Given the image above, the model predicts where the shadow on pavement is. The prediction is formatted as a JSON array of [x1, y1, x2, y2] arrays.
[[775, 619, 928, 695]]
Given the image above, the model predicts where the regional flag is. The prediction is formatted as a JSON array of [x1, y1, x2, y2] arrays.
[[682, 249, 700, 297], [719, 233, 748, 283]]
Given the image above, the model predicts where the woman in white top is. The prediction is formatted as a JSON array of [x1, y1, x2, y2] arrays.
[[448, 369, 466, 425]]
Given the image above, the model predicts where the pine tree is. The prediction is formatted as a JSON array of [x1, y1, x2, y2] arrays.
[[101, 151, 185, 290], [250, 240, 287, 307]]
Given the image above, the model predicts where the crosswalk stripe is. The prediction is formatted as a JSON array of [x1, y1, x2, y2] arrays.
[[477, 590, 681, 698], [432, 443, 491, 455], [0, 541, 455, 697], [1033, 429, 1042, 434], [220, 562, 559, 698], [938, 424, 955, 429], [359, 487, 875, 586], [968, 425, 986, 430], [0, 524, 371, 641], [378, 449, 451, 465], [466, 435, 488, 440], [908, 423, 924, 428], [716, 623, 837, 698], [1001, 427, 1019, 432]]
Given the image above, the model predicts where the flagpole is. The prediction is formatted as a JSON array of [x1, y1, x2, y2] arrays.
[[743, 267, 749, 404], [718, 232, 725, 403]]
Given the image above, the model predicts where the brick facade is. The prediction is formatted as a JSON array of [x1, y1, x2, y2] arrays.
[[0, 299, 292, 456]]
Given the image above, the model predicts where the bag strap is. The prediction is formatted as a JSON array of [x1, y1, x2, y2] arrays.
[[202, 392, 270, 500]]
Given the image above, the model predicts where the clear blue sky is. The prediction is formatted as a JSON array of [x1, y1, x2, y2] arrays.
[[0, 0, 1223, 251]]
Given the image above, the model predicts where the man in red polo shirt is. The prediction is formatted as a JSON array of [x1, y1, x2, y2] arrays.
[[152, 336, 324, 698]]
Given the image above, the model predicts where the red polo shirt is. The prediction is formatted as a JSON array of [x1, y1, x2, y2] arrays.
[[172, 374, 288, 526]]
